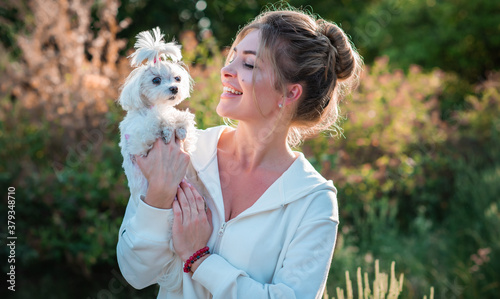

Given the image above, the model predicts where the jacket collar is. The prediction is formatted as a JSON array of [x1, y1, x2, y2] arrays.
[[190, 126, 336, 217], [189, 125, 228, 172]]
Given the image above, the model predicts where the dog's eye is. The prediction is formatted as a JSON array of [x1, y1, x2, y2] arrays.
[[174, 76, 181, 82], [152, 77, 161, 85]]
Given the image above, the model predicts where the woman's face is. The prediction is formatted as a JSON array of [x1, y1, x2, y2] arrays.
[[217, 30, 282, 122]]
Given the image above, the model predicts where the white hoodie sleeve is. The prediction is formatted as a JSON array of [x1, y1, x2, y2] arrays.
[[116, 195, 176, 289], [192, 190, 339, 299]]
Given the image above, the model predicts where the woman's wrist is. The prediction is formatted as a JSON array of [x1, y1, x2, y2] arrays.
[[183, 246, 210, 273], [190, 254, 209, 273], [143, 185, 177, 209]]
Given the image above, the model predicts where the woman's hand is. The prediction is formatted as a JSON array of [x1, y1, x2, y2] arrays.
[[135, 137, 190, 209], [172, 181, 213, 266]]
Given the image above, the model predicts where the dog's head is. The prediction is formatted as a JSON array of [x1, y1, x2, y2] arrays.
[[118, 27, 193, 111]]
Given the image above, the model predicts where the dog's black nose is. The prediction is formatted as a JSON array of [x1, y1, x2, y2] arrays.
[[169, 86, 178, 94]]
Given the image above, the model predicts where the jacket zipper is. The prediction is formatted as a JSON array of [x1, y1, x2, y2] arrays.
[[213, 222, 227, 254]]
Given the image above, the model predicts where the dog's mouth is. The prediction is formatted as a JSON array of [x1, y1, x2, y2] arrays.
[[168, 96, 176, 101]]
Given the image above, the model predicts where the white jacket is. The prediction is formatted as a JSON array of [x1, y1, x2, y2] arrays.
[[117, 125, 339, 299]]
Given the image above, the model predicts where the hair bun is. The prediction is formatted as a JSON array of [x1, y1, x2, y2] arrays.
[[317, 20, 357, 81]]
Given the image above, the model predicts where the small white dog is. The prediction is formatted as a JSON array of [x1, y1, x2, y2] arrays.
[[118, 27, 196, 291]]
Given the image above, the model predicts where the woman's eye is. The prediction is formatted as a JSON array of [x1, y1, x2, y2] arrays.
[[244, 63, 255, 69], [174, 76, 181, 82], [152, 77, 161, 85]]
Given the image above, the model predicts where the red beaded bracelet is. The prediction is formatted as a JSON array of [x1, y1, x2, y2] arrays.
[[183, 246, 210, 273]]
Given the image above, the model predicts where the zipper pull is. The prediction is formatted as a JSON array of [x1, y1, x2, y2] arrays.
[[218, 222, 226, 236]]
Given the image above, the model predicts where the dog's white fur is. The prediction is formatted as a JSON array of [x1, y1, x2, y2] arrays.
[[118, 27, 196, 291]]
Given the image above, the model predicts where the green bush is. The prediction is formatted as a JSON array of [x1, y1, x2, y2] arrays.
[[354, 0, 500, 81]]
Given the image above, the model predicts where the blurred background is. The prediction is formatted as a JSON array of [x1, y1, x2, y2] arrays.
[[0, 0, 499, 298]]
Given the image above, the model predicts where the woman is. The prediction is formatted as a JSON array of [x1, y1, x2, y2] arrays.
[[117, 8, 362, 299]]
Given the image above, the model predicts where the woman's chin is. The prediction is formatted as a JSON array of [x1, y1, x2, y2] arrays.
[[216, 100, 238, 118], [216, 107, 230, 119]]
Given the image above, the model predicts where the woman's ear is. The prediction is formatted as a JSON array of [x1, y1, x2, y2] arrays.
[[118, 68, 146, 111], [284, 83, 303, 106]]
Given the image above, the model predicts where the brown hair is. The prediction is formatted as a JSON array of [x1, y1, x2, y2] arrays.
[[227, 8, 363, 146]]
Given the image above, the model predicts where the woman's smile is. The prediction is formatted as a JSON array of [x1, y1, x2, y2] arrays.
[[221, 85, 243, 98]]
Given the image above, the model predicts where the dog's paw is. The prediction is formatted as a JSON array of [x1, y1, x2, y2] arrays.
[[162, 127, 174, 144], [175, 127, 187, 141], [135, 148, 150, 159]]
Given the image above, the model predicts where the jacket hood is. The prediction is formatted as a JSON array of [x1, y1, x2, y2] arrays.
[[189, 126, 337, 216]]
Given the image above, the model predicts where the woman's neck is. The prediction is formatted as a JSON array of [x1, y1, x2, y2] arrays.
[[219, 121, 295, 172]]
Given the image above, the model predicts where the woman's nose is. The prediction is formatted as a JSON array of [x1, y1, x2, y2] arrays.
[[221, 63, 236, 78]]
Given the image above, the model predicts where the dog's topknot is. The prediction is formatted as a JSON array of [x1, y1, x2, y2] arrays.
[[129, 27, 182, 67]]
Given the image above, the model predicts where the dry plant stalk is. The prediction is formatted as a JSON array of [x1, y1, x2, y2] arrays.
[[326, 260, 434, 299], [346, 271, 354, 299]]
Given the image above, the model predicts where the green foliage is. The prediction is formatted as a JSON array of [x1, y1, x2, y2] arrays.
[[354, 0, 500, 81], [0, 0, 27, 59], [0, 98, 123, 269], [180, 33, 227, 129], [445, 164, 500, 298]]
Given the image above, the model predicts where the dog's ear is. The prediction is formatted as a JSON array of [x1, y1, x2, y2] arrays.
[[118, 68, 146, 111], [177, 61, 194, 93]]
